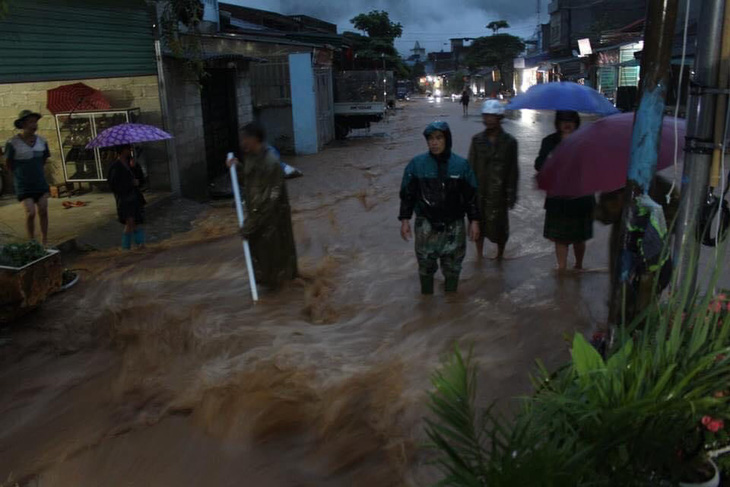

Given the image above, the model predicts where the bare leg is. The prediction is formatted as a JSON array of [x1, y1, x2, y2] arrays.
[[555, 242, 569, 271], [124, 217, 136, 234], [475, 237, 485, 260], [37, 195, 49, 246], [574, 241, 586, 270], [21, 199, 36, 241], [496, 243, 506, 261]]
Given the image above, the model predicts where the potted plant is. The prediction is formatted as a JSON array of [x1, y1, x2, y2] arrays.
[[0, 241, 62, 323]]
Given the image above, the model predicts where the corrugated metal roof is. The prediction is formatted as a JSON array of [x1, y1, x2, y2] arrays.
[[0, 0, 156, 84]]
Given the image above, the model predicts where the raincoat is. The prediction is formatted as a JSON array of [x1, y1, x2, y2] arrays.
[[235, 146, 298, 287], [399, 121, 480, 289], [467, 129, 519, 244]]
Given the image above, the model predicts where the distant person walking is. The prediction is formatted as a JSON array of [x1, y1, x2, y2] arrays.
[[107, 144, 146, 250], [227, 122, 298, 288], [4, 110, 51, 245], [468, 100, 519, 260], [461, 89, 471, 116], [399, 121, 480, 294], [534, 111, 595, 272]]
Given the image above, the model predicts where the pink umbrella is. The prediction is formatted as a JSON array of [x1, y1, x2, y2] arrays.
[[537, 113, 686, 197]]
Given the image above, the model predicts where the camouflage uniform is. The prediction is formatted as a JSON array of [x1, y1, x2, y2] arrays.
[[399, 122, 480, 294]]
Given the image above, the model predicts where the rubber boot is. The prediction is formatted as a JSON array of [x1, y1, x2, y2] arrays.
[[133, 228, 146, 246], [121, 232, 133, 250], [445, 276, 459, 293], [420, 275, 434, 295]]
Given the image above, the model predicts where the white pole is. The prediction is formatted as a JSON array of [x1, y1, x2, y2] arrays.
[[228, 153, 259, 302]]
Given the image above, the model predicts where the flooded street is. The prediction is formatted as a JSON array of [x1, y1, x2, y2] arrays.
[[0, 98, 613, 486]]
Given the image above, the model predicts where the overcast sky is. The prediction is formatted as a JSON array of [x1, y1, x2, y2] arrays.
[[225, 0, 542, 55]]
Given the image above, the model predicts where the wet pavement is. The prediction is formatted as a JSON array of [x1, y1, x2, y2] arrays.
[[0, 97, 617, 486]]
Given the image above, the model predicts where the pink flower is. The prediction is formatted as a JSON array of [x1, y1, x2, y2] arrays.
[[708, 420, 724, 433], [710, 300, 723, 313], [702, 416, 713, 426]]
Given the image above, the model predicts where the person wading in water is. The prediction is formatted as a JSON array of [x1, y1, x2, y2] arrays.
[[468, 100, 519, 260], [535, 110, 595, 272], [226, 122, 298, 289], [399, 121, 481, 295]]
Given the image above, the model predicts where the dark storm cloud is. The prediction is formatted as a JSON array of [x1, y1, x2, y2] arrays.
[[268, 0, 536, 27], [226, 0, 540, 54]]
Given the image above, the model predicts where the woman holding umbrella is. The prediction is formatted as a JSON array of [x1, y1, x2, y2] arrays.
[[87, 122, 172, 250], [535, 111, 595, 271], [107, 144, 146, 249]]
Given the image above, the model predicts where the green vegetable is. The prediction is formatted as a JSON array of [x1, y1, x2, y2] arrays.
[[0, 241, 48, 268]]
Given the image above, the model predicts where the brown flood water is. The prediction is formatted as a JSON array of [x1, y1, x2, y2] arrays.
[[0, 99, 613, 486]]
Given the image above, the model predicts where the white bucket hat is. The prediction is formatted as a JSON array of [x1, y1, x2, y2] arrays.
[[481, 99, 505, 115]]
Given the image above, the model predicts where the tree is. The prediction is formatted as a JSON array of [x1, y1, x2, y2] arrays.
[[465, 34, 526, 90], [350, 10, 403, 42], [486, 20, 510, 35], [344, 11, 408, 78]]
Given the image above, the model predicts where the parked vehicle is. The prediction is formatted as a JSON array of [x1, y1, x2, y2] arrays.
[[333, 70, 389, 139]]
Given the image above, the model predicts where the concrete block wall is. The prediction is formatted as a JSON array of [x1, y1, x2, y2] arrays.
[[0, 75, 170, 191], [163, 60, 207, 200]]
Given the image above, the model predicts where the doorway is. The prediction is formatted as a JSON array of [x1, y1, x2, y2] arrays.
[[201, 68, 238, 182]]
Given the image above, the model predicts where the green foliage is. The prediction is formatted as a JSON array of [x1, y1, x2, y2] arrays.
[[0, 241, 47, 268], [350, 10, 403, 42], [0, 0, 9, 19], [344, 11, 408, 77], [155, 0, 206, 82], [486, 20, 510, 35], [426, 290, 730, 485], [465, 35, 525, 71]]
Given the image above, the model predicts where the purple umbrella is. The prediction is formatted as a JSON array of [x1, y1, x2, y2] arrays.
[[86, 123, 172, 149]]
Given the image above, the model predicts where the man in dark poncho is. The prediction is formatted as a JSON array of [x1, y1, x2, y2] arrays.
[[399, 121, 481, 295], [468, 100, 519, 260], [227, 123, 297, 288]]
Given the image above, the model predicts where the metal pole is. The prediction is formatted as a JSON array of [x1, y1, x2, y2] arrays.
[[607, 0, 679, 325], [672, 0, 725, 290]]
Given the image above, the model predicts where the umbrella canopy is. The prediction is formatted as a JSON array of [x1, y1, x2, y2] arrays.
[[47, 82, 111, 114], [537, 113, 686, 197], [508, 82, 619, 116], [86, 123, 172, 149]]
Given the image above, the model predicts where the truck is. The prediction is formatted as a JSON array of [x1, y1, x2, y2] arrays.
[[333, 70, 392, 139]]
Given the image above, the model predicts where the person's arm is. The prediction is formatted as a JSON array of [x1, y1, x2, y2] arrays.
[[240, 158, 285, 239], [4, 142, 14, 174], [534, 137, 551, 172], [43, 141, 50, 164], [463, 163, 481, 241], [399, 160, 417, 241], [506, 139, 519, 209]]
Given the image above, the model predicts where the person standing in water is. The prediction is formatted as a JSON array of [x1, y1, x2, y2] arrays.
[[461, 89, 471, 116], [226, 122, 298, 289], [107, 144, 146, 250], [468, 100, 519, 260], [399, 121, 481, 295], [4, 110, 51, 245], [535, 111, 595, 272]]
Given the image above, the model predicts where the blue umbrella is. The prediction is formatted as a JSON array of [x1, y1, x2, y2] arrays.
[[508, 82, 619, 116]]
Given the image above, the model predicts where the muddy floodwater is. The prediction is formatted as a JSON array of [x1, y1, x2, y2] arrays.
[[0, 99, 615, 486]]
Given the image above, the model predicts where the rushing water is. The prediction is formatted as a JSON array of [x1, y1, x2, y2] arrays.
[[0, 100, 614, 486]]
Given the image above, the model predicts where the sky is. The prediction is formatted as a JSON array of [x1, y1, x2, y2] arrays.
[[225, 0, 542, 55]]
